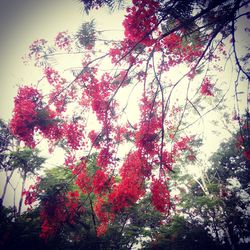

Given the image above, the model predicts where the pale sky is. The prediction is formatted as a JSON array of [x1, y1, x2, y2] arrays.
[[0, 0, 125, 121]]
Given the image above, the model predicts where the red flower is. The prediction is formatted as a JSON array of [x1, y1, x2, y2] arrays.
[[92, 170, 113, 194], [243, 148, 250, 161], [123, 0, 159, 46], [200, 77, 214, 96], [10, 86, 42, 147], [55, 31, 72, 51], [151, 177, 171, 213]]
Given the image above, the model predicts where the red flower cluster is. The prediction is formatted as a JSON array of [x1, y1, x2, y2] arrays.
[[88, 130, 101, 148], [44, 67, 69, 113], [94, 196, 115, 236], [243, 148, 250, 161], [96, 146, 114, 169], [40, 196, 66, 240], [10, 87, 43, 148], [10, 86, 64, 148], [108, 151, 149, 212], [55, 31, 72, 51], [44, 67, 66, 86], [109, 39, 137, 65], [22, 184, 38, 209], [65, 190, 80, 224], [136, 95, 161, 156], [123, 0, 159, 46], [40, 190, 80, 240], [62, 122, 85, 150], [38, 108, 63, 146], [151, 177, 171, 213], [108, 178, 145, 213], [158, 32, 204, 67], [173, 136, 193, 152], [200, 77, 214, 96], [74, 161, 92, 194], [92, 170, 113, 194], [27, 39, 48, 63]]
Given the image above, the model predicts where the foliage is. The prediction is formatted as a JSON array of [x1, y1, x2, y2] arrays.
[[161, 118, 250, 249], [0, 119, 14, 172], [15, 163, 166, 249]]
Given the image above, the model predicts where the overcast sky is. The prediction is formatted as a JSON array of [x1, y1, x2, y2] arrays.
[[0, 0, 125, 121]]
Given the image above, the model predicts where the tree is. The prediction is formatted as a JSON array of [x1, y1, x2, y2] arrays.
[[0, 120, 45, 218], [20, 162, 166, 249], [8, 0, 250, 245], [9, 148, 45, 215], [0, 120, 15, 203], [155, 115, 250, 250]]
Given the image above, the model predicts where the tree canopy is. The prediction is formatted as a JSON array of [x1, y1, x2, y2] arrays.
[[0, 0, 249, 249]]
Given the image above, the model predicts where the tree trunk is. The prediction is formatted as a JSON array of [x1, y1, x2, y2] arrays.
[[88, 195, 101, 249], [225, 226, 235, 250], [17, 174, 26, 215], [212, 208, 221, 243], [1, 170, 14, 202]]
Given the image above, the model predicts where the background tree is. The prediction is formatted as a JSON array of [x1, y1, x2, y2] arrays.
[[9, 148, 45, 215], [0, 120, 15, 203], [19, 160, 166, 249], [147, 115, 250, 250]]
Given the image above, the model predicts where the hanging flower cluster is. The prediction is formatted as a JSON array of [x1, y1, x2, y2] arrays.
[[200, 77, 214, 96], [123, 0, 159, 46], [10, 86, 64, 148], [22, 184, 39, 209], [40, 190, 80, 239], [27, 39, 48, 62], [10, 86, 43, 148], [151, 177, 171, 213], [55, 31, 72, 51], [94, 196, 115, 237], [108, 151, 149, 213], [62, 122, 85, 150]]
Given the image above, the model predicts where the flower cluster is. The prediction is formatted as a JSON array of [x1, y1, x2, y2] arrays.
[[10, 87, 43, 148], [92, 170, 113, 194], [55, 31, 72, 51], [44, 67, 66, 86], [109, 39, 137, 65], [65, 190, 80, 224], [74, 161, 92, 194], [96, 146, 114, 169], [151, 177, 171, 213], [10, 86, 64, 148], [108, 151, 149, 213], [27, 39, 48, 63], [200, 77, 214, 96], [94, 196, 115, 236], [40, 190, 80, 240], [136, 94, 161, 156], [39, 196, 66, 240], [123, 0, 159, 46], [62, 122, 85, 150], [22, 184, 38, 209], [44, 67, 70, 113]]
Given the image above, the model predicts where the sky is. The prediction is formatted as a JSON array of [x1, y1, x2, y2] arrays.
[[0, 0, 125, 121]]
